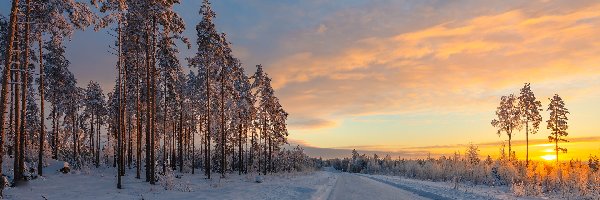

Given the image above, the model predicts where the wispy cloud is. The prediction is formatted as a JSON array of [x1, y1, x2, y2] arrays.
[[266, 1, 600, 136], [288, 117, 337, 130]]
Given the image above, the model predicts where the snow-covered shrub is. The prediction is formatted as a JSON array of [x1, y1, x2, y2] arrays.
[[159, 167, 176, 190], [102, 142, 114, 167], [466, 143, 480, 165], [590, 169, 600, 196], [589, 155, 599, 173], [563, 160, 590, 196], [60, 162, 71, 174], [511, 181, 526, 196], [22, 163, 34, 180], [158, 167, 193, 192]]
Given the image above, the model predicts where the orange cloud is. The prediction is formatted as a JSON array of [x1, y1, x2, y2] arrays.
[[288, 117, 337, 130], [269, 2, 600, 133]]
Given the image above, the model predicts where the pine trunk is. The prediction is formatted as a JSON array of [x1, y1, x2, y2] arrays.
[[525, 122, 529, 166], [162, 77, 167, 174], [128, 113, 132, 169], [192, 119, 195, 174], [90, 114, 94, 166], [179, 105, 183, 172], [136, 65, 141, 178], [144, 23, 152, 183], [220, 72, 225, 178], [72, 114, 76, 167], [262, 119, 267, 175], [13, 25, 21, 183], [555, 136, 558, 165], [96, 112, 100, 168], [117, 21, 123, 189], [508, 131, 512, 161], [38, 33, 45, 175], [150, 16, 158, 184], [205, 63, 211, 179], [122, 44, 128, 176], [238, 121, 242, 175]]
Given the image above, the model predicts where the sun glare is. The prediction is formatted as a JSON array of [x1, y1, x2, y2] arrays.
[[541, 155, 557, 161]]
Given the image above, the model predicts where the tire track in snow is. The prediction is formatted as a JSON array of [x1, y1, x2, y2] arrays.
[[357, 174, 453, 200], [328, 173, 427, 200]]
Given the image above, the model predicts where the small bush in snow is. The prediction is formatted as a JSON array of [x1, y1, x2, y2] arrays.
[[511, 181, 525, 196], [60, 162, 71, 174], [159, 168, 176, 190], [158, 168, 193, 192]]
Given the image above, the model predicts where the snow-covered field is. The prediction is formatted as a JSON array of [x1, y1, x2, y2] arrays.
[[3, 163, 578, 200]]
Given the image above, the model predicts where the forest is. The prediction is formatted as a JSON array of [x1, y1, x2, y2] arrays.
[[0, 0, 318, 196]]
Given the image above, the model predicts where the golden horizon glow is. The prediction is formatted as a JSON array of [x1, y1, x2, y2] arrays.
[[300, 136, 600, 160]]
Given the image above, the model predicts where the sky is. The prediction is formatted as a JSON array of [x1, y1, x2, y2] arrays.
[[1, 0, 600, 160]]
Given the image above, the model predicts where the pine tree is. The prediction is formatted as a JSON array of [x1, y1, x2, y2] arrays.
[[216, 34, 235, 178], [31, 0, 96, 177], [491, 94, 521, 160], [251, 65, 269, 174], [251, 65, 288, 173], [24, 61, 41, 169], [11, 0, 34, 184], [184, 72, 198, 174], [156, 21, 186, 173], [42, 39, 74, 161], [518, 83, 542, 166], [63, 84, 81, 168], [188, 0, 221, 179], [233, 63, 253, 174], [547, 94, 569, 165], [84, 81, 106, 168]]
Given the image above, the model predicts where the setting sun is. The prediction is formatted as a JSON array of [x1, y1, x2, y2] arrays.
[[541, 155, 557, 161]]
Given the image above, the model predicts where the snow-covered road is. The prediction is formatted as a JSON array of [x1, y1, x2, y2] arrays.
[[325, 171, 509, 200], [327, 173, 428, 200]]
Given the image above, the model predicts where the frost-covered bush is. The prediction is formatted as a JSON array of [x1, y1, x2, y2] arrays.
[[159, 167, 176, 190], [272, 145, 319, 173], [511, 181, 526, 197], [60, 162, 71, 174], [158, 167, 192, 192]]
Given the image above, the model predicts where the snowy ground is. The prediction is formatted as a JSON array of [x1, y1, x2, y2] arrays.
[[4, 160, 337, 200], [3, 163, 569, 200]]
